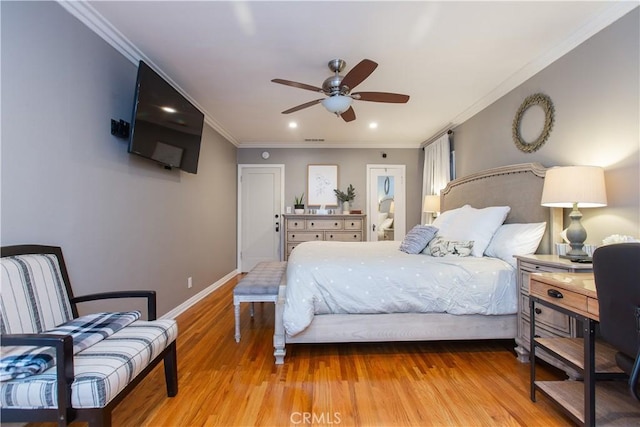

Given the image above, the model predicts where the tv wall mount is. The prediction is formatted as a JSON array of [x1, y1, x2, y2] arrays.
[[111, 119, 130, 139]]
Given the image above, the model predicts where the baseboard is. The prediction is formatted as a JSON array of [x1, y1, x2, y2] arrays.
[[161, 269, 238, 320]]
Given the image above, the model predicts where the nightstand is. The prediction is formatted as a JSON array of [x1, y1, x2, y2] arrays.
[[514, 255, 593, 374]]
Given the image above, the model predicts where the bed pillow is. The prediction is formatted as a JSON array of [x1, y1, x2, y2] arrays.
[[485, 222, 547, 268], [435, 205, 511, 257], [399, 225, 438, 254], [379, 218, 394, 230], [431, 205, 468, 229], [427, 236, 474, 257]]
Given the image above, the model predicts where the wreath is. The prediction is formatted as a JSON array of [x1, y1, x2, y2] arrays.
[[512, 93, 555, 153]]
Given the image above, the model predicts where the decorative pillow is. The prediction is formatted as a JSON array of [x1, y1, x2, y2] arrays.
[[427, 236, 474, 257], [399, 225, 438, 254], [485, 222, 547, 268], [435, 205, 511, 257]]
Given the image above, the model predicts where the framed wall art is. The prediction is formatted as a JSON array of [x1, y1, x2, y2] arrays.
[[307, 164, 338, 206]]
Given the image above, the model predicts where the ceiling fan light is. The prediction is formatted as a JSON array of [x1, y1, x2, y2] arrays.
[[321, 95, 352, 114]]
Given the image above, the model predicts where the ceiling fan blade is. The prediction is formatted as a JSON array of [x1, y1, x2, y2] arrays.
[[281, 99, 323, 114], [352, 92, 410, 103], [271, 79, 323, 93], [340, 59, 378, 91], [340, 106, 356, 122]]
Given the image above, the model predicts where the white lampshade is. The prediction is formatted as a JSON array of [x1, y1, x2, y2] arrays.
[[541, 166, 607, 208], [321, 95, 353, 114], [423, 195, 440, 213]]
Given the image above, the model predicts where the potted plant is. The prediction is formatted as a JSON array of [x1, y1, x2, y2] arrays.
[[294, 193, 305, 214], [334, 184, 356, 214]]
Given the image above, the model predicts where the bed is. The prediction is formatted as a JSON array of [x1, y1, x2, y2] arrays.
[[273, 163, 561, 364]]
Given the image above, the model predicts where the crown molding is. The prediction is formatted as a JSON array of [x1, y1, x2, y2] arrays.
[[57, 0, 239, 147], [451, 2, 638, 127]]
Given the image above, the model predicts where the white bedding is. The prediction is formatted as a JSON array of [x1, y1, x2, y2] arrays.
[[283, 240, 517, 336]]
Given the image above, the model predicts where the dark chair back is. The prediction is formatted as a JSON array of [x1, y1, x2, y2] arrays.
[[593, 242, 640, 399]]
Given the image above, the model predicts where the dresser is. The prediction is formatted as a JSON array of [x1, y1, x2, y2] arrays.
[[514, 254, 593, 374], [283, 214, 366, 260]]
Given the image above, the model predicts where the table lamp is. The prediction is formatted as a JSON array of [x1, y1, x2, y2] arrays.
[[423, 195, 441, 224], [541, 166, 607, 259]]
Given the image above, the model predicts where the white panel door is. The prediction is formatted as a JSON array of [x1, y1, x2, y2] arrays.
[[238, 165, 284, 272], [366, 165, 406, 242]]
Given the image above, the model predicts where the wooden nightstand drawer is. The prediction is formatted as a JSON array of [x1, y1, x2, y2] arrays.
[[307, 219, 343, 230], [326, 232, 362, 242], [287, 232, 323, 242], [521, 294, 570, 334], [286, 219, 306, 230], [519, 261, 569, 274], [530, 279, 589, 315]]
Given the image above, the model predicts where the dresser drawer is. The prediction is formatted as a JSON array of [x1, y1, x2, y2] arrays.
[[287, 231, 323, 242], [307, 219, 343, 230], [286, 219, 306, 230], [521, 294, 570, 334], [530, 279, 589, 315], [326, 232, 362, 242], [344, 219, 363, 230], [287, 243, 300, 256]]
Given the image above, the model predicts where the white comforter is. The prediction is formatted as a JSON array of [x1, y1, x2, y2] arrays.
[[283, 240, 517, 336]]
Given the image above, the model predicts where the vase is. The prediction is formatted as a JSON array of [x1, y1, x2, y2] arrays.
[[342, 201, 350, 214]]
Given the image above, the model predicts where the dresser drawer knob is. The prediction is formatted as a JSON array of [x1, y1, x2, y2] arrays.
[[316, 235, 320, 239], [547, 289, 564, 299], [334, 222, 338, 226], [535, 308, 542, 315]]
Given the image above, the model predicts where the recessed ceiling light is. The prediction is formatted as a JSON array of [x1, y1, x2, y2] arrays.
[[161, 106, 177, 113], [369, 122, 378, 129], [288, 122, 298, 129]]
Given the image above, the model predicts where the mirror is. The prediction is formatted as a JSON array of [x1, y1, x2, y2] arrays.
[[376, 176, 395, 240]]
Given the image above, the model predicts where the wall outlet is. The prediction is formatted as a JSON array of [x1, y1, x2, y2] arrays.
[[187, 277, 193, 289]]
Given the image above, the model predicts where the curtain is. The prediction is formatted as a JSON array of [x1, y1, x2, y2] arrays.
[[421, 133, 451, 224]]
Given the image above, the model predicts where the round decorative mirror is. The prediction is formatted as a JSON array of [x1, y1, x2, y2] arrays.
[[512, 93, 555, 153]]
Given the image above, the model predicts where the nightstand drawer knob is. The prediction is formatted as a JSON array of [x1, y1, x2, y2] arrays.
[[547, 289, 564, 299], [535, 308, 542, 315]]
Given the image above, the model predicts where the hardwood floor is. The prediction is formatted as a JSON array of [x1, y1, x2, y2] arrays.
[[30, 275, 573, 426]]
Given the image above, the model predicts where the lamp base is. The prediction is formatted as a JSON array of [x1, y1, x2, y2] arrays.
[[559, 254, 592, 262]]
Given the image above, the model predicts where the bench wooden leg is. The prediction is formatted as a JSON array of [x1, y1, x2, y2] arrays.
[[164, 341, 178, 397], [234, 302, 241, 342]]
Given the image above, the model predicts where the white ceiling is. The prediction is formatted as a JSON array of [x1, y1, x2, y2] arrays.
[[68, 1, 636, 148]]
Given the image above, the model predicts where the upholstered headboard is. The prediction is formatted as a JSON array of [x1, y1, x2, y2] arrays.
[[440, 163, 560, 254]]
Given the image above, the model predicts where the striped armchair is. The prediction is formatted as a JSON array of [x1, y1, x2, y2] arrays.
[[0, 245, 178, 426]]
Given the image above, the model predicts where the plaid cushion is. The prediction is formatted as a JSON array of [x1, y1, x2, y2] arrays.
[[234, 261, 286, 295], [1, 319, 177, 408], [0, 311, 141, 381]]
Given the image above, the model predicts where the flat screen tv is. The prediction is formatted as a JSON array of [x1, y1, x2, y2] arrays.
[[128, 60, 204, 174]]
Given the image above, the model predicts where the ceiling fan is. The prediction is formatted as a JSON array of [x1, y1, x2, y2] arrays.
[[271, 59, 410, 122]]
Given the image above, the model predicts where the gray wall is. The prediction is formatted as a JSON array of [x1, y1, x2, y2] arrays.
[[1, 1, 238, 316], [452, 9, 639, 245], [237, 148, 424, 229]]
